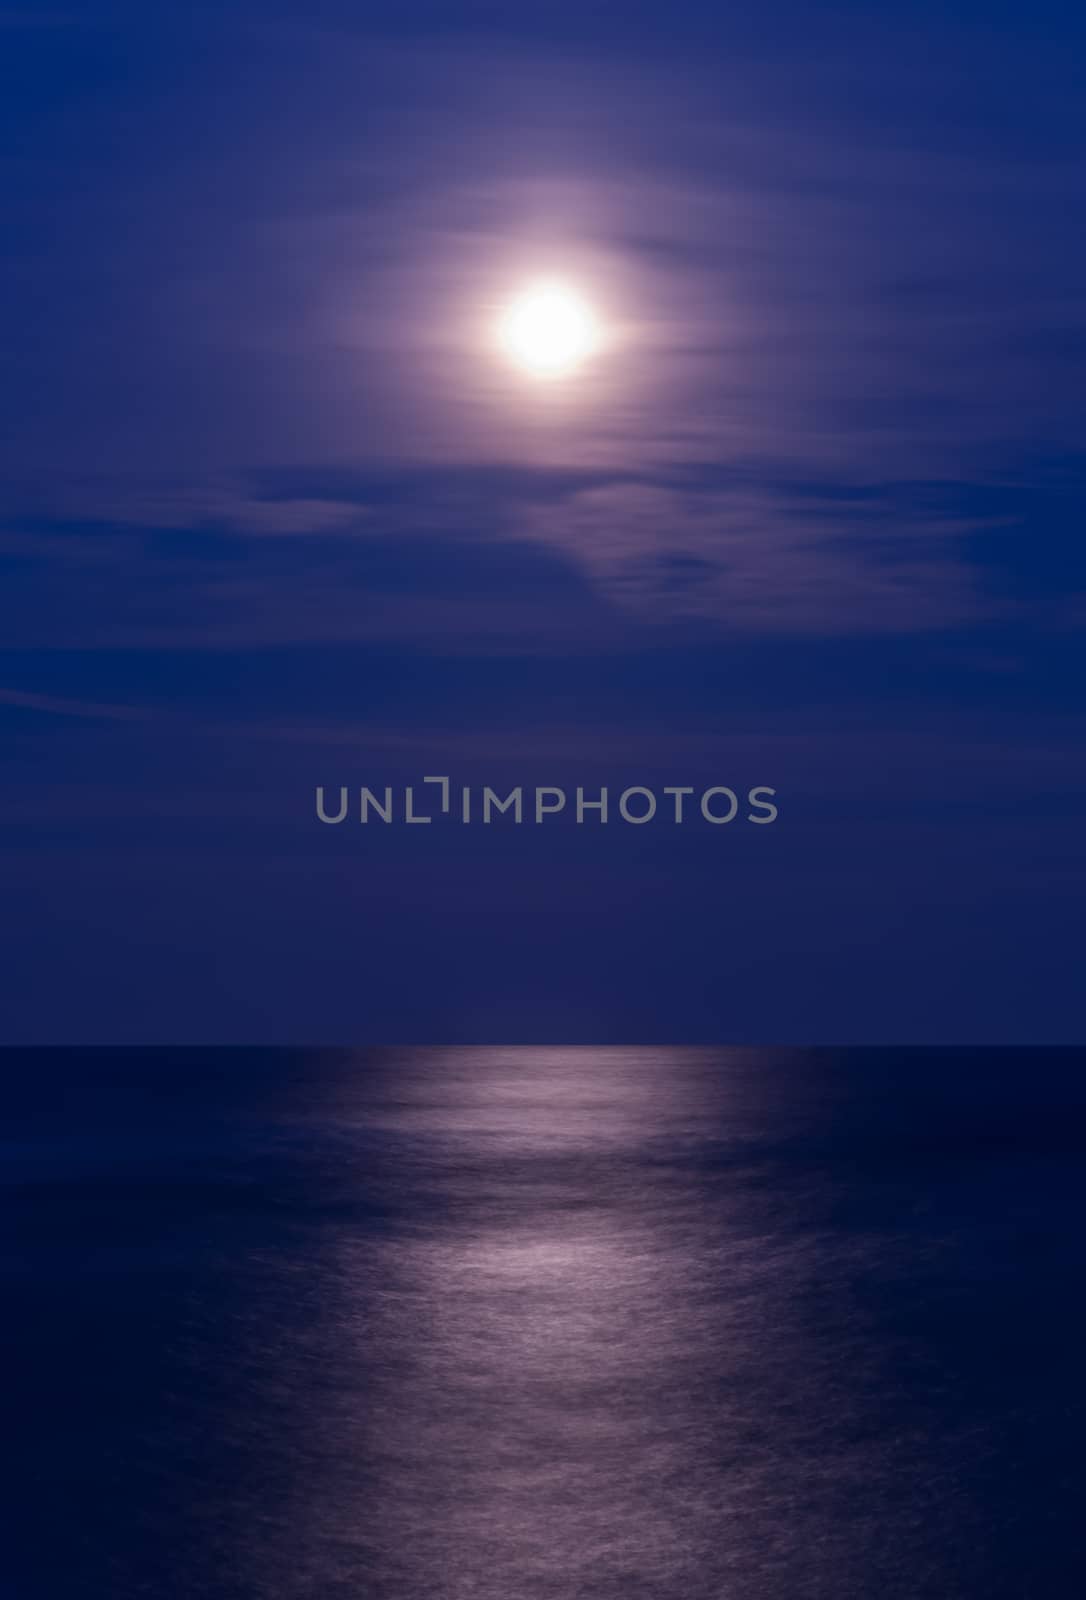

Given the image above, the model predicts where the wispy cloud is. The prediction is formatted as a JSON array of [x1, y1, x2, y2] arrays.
[[2, 14, 1084, 645], [0, 463, 1004, 649], [0, 687, 148, 720]]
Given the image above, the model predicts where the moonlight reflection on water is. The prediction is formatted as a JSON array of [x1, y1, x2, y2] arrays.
[[5, 1046, 1086, 1598]]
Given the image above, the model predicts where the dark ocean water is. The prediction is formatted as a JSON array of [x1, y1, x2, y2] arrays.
[[3, 1047, 1086, 1599]]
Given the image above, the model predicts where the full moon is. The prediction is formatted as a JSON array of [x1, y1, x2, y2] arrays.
[[496, 279, 602, 380]]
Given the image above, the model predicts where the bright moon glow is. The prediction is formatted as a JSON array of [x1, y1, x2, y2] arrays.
[[497, 280, 602, 380]]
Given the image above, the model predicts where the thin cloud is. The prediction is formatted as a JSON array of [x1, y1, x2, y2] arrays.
[[0, 687, 149, 721]]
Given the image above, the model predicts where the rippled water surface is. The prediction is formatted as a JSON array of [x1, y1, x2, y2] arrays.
[[4, 1047, 1086, 1598]]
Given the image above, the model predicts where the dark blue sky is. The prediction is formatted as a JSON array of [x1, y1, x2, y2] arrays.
[[2, 0, 1084, 1042]]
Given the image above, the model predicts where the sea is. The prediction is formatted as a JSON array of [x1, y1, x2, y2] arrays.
[[3, 1047, 1085, 1599]]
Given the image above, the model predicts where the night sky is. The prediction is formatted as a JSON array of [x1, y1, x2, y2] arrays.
[[2, 0, 1084, 1043]]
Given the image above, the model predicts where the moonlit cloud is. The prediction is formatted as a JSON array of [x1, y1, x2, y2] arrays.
[[4, 20, 1084, 644], [2, 1, 1085, 1046]]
